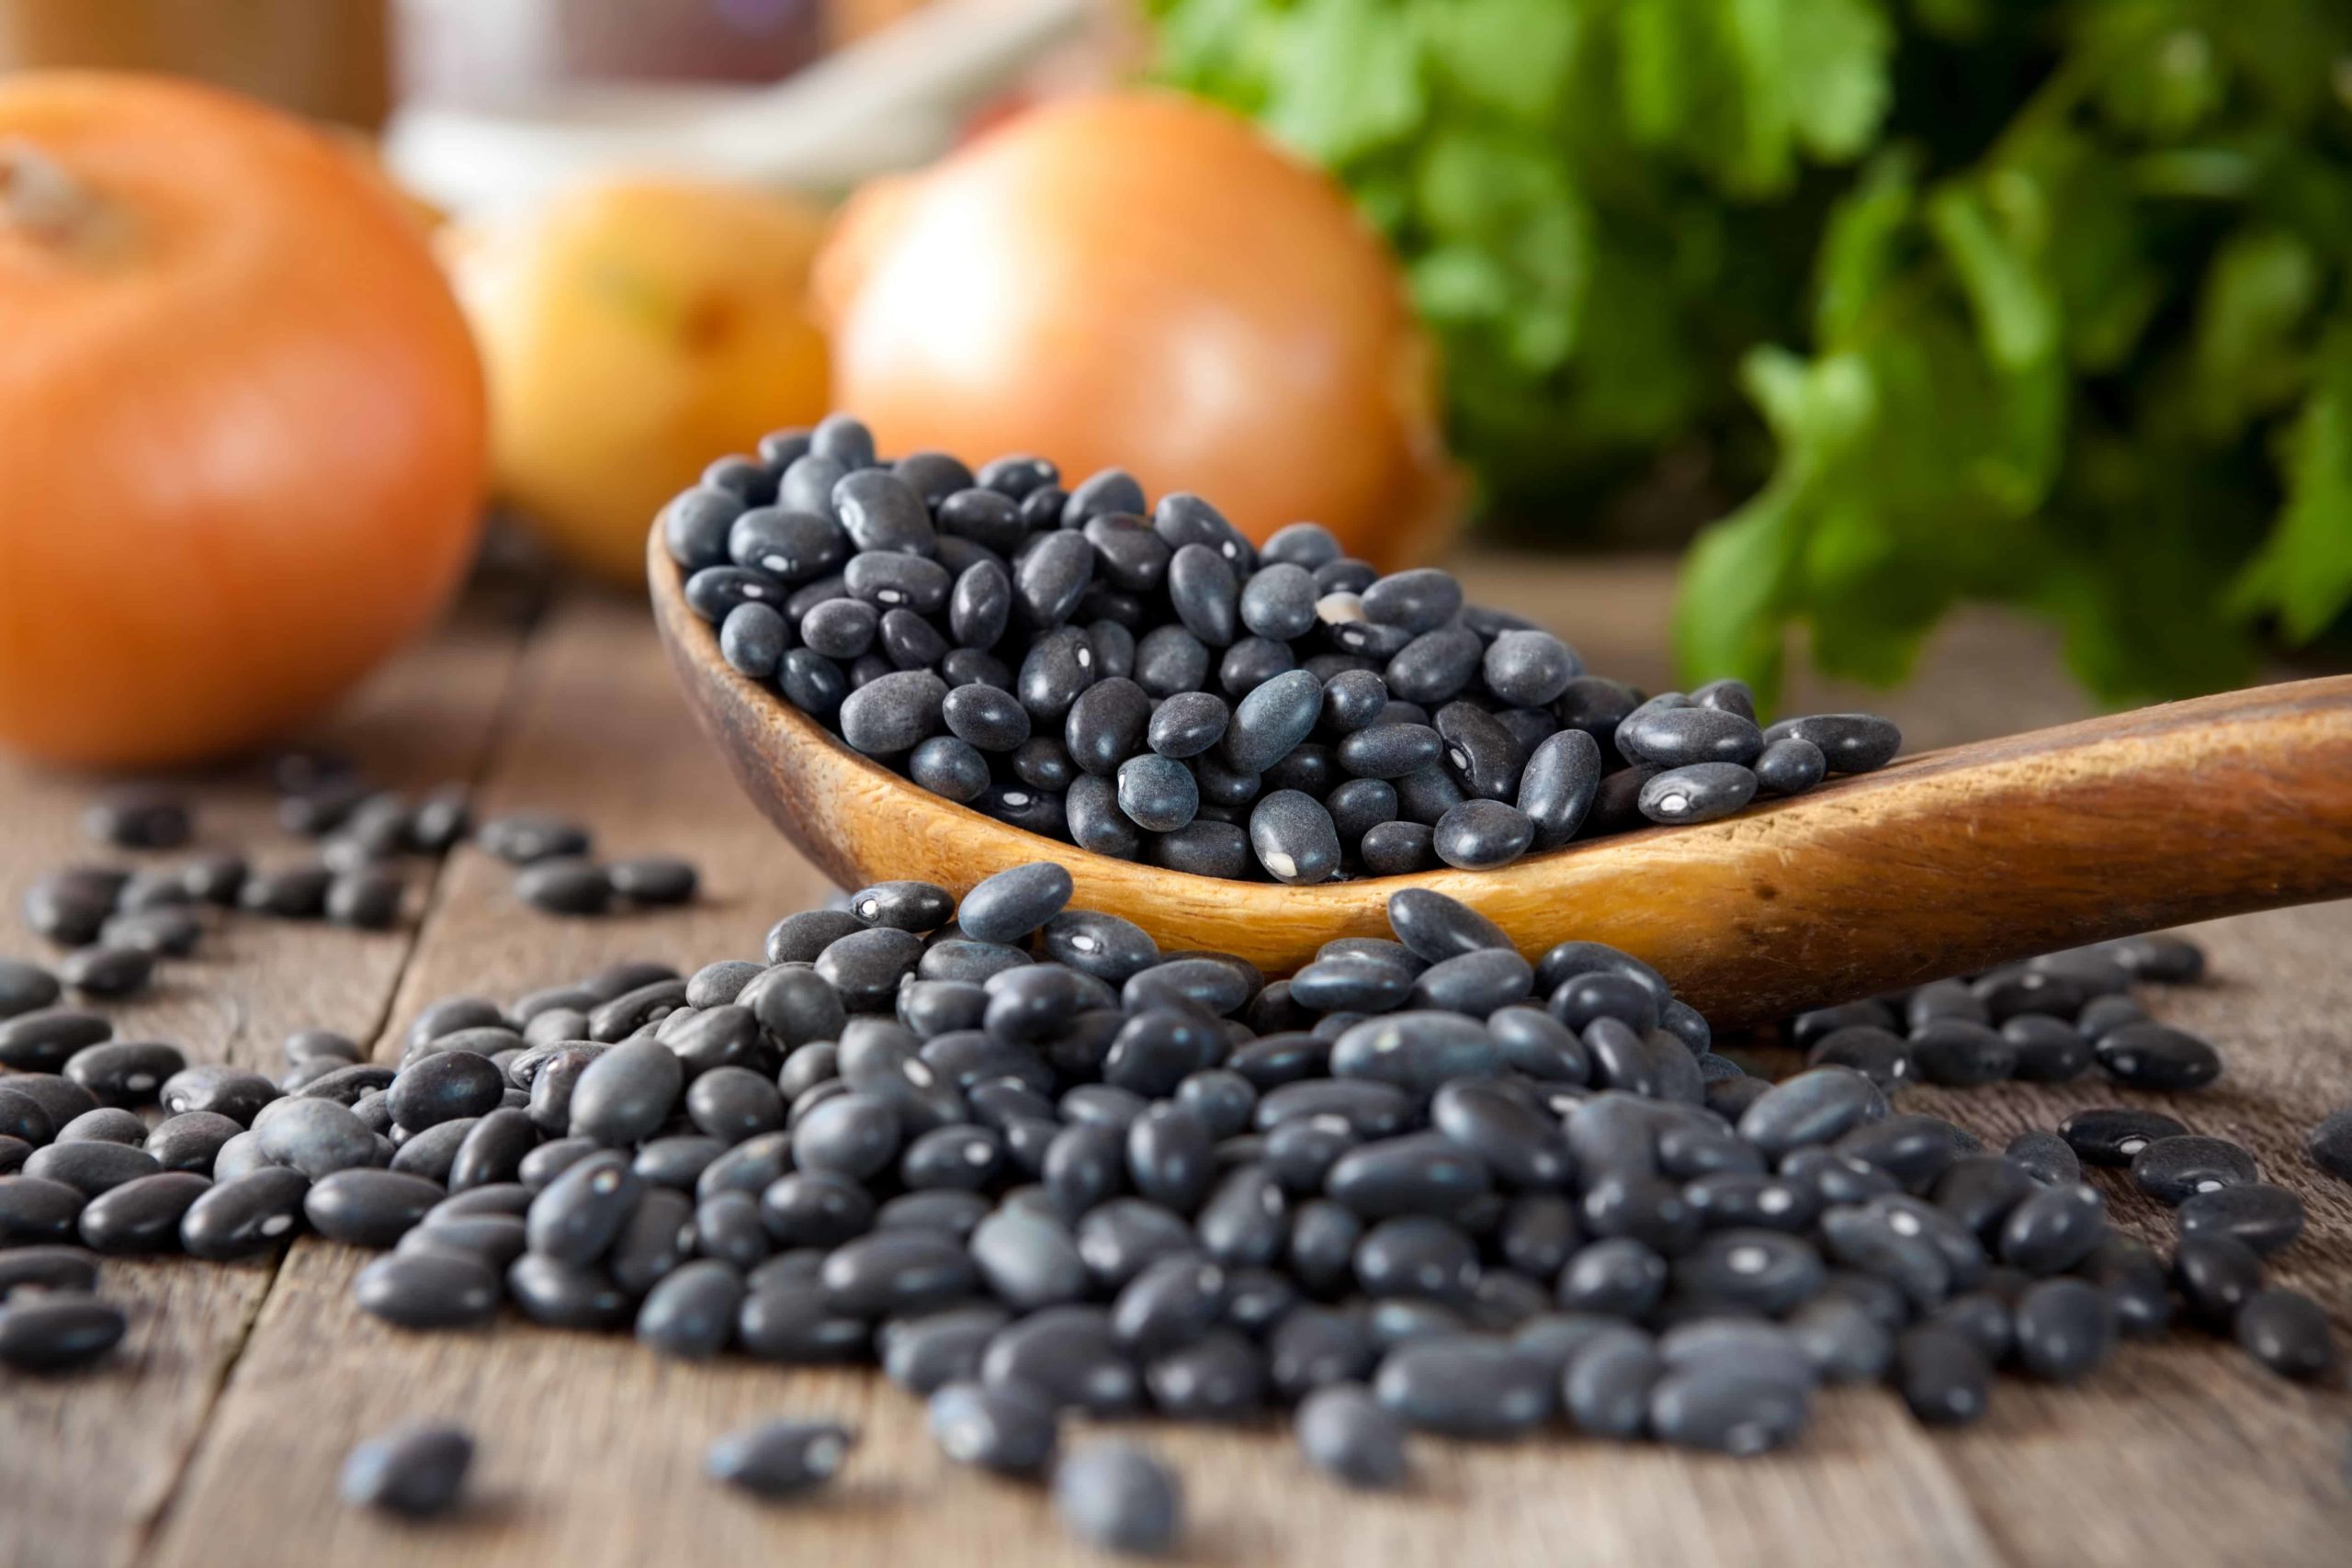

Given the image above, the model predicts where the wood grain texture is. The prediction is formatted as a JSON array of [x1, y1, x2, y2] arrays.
[[0, 594, 536, 1568], [8, 560, 2352, 1568], [651, 534, 2352, 1021]]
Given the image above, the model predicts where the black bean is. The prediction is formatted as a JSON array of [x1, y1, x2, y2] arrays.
[[403, 1212, 528, 1274], [1798, 1025, 1906, 1093], [0, 958, 62, 1021], [74, 1170, 207, 1253], [1348, 568, 1453, 635], [140, 1112, 239, 1178], [1894, 1325, 1991, 1425], [0, 1008, 112, 1072], [1017, 628, 1099, 724], [1647, 1368, 1810, 1455], [565, 1039, 683, 1146], [56, 1040, 179, 1109], [1431, 702, 1523, 802], [1220, 669, 1323, 774], [1113, 1103, 1206, 1213], [842, 548, 953, 616], [1368, 1335, 1552, 1438], [1054, 1440, 1182, 1555], [1337, 722, 1441, 782], [1998, 1182, 2106, 1275], [941, 865, 1063, 951], [180, 1167, 310, 1259], [1558, 1326, 1659, 1437], [319, 869, 402, 931], [353, 1247, 501, 1330], [83, 786, 192, 850], [0, 1245, 100, 1299], [2001, 1015, 2093, 1081], [821, 1230, 979, 1319], [1908, 1019, 2017, 1087], [2012, 1276, 2112, 1382], [760, 1169, 876, 1249], [1762, 713, 1901, 773], [602, 855, 697, 908], [1351, 819, 1428, 874], [2000, 1129, 2079, 1188], [390, 1051, 506, 1133], [0, 1292, 126, 1371], [2177, 1181, 2303, 1255], [2058, 1107, 2187, 1167], [1729, 1066, 1875, 1157], [972, 1204, 1091, 1311], [57, 1106, 145, 1145], [1618, 705, 1763, 769], [1015, 526, 1093, 626], [337, 1423, 475, 1518], [2177, 1229, 2266, 1326], [666, 484, 748, 569], [478, 814, 592, 865], [257, 1098, 379, 1179], [1235, 789, 1335, 886], [837, 669, 948, 756], [926, 1378, 1058, 1476], [1472, 630, 1571, 708], [2127, 1134, 2256, 1206], [1162, 543, 1238, 648], [981, 1303, 1143, 1413], [2094, 1021, 2222, 1090], [1383, 625, 1480, 706], [24, 1140, 161, 1196], [0, 1172, 88, 1245], [1141, 1326, 1263, 1419], [2235, 1288, 2337, 1381], [1637, 762, 1757, 825], [1062, 677, 1151, 778], [306, 1168, 442, 1248], [56, 944, 153, 999]]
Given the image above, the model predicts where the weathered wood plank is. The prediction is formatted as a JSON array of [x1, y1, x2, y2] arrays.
[[0, 593, 537, 1568]]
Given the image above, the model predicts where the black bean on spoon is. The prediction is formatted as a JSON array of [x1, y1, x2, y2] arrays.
[[665, 413, 1902, 881]]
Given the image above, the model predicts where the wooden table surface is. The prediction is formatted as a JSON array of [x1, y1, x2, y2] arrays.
[[2, 556, 2346, 1568]]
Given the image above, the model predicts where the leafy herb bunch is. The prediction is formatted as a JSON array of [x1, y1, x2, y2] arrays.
[[1151, 0, 2352, 705]]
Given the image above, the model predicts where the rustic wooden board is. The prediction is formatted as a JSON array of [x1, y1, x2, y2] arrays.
[[0, 593, 538, 1568], [6, 560, 2349, 1568]]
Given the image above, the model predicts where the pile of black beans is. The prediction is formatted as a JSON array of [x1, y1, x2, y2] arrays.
[[5, 863, 2343, 1555], [664, 415, 1904, 882]]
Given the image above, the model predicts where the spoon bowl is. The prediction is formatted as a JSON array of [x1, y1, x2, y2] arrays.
[[653, 530, 2352, 1023]]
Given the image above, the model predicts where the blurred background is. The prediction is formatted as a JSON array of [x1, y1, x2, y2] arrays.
[[5, 0, 2351, 766]]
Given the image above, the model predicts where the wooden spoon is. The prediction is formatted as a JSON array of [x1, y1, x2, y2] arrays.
[[652, 536, 2352, 1024]]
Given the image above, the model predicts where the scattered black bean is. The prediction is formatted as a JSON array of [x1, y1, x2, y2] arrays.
[[1053, 1440, 1182, 1556], [707, 1417, 856, 1499], [2177, 1183, 2304, 1255], [2234, 1288, 2337, 1382], [0, 1292, 127, 1371], [339, 1423, 473, 1517]]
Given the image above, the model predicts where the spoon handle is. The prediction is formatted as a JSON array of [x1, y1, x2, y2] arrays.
[[1563, 676, 2352, 1022]]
